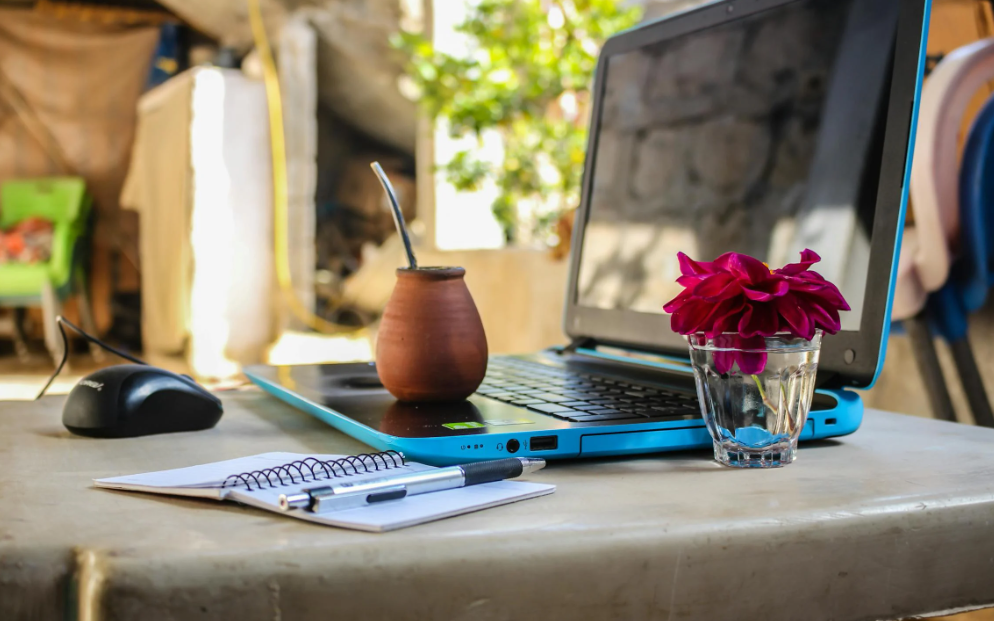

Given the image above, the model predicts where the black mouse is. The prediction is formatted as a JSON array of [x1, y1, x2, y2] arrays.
[[62, 364, 223, 438]]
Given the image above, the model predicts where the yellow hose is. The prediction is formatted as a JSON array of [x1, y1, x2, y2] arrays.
[[247, 0, 358, 334]]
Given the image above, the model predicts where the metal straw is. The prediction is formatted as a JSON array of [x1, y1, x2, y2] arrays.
[[370, 161, 418, 269]]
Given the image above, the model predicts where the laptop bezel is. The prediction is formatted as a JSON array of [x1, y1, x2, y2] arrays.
[[563, 0, 929, 389]]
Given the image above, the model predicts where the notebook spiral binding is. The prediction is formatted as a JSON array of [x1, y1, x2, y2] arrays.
[[220, 450, 406, 491]]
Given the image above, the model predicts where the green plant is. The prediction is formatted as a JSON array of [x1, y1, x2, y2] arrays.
[[394, 0, 642, 244]]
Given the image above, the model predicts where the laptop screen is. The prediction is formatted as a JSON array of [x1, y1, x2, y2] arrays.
[[575, 0, 895, 333]]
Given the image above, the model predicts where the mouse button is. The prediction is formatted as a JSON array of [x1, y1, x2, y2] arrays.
[[119, 373, 190, 414], [135, 390, 223, 434], [166, 372, 221, 405], [62, 379, 122, 427]]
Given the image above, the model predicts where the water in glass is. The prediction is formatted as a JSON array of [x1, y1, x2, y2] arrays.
[[689, 331, 822, 468]]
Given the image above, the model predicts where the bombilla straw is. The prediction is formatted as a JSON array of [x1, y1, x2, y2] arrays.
[[370, 161, 418, 269]]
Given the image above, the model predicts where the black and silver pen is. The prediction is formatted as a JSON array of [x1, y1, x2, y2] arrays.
[[279, 456, 546, 513]]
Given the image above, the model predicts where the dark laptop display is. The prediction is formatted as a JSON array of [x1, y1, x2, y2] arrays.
[[567, 0, 926, 388], [578, 0, 876, 330]]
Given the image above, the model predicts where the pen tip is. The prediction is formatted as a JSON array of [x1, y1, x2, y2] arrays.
[[519, 457, 546, 476]]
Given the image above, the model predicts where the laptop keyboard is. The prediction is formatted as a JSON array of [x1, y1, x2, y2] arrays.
[[476, 357, 701, 423]]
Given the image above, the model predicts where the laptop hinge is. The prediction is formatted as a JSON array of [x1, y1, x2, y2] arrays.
[[559, 337, 597, 356], [560, 340, 846, 389], [814, 370, 843, 390]]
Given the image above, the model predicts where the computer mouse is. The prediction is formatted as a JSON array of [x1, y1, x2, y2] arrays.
[[62, 364, 223, 438]]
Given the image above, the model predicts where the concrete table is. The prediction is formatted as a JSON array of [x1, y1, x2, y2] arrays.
[[2, 391, 994, 621]]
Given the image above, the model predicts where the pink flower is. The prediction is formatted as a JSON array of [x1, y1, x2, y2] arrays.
[[664, 249, 850, 341]]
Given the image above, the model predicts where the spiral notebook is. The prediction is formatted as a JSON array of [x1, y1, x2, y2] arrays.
[[94, 451, 555, 532]]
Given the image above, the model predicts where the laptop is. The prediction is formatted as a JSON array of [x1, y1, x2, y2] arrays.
[[247, 0, 931, 466]]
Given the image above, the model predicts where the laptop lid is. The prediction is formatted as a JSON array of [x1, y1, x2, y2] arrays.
[[564, 0, 929, 389]]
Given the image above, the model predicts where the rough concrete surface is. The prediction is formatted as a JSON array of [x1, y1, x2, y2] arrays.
[[2, 392, 994, 620]]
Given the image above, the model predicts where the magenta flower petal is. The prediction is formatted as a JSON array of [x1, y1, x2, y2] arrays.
[[678, 252, 716, 277], [776, 249, 822, 276], [788, 279, 850, 312], [742, 278, 789, 301], [795, 292, 842, 334], [663, 287, 695, 314], [674, 297, 743, 337], [737, 303, 779, 338], [736, 351, 768, 375], [775, 295, 815, 340], [672, 298, 736, 335], [694, 273, 743, 302], [708, 300, 746, 337], [670, 299, 710, 334], [676, 274, 707, 288], [793, 270, 827, 282], [713, 350, 736, 375], [722, 253, 772, 284]]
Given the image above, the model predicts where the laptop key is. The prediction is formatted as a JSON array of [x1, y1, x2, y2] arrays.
[[488, 393, 520, 401], [512, 399, 545, 406], [530, 393, 571, 403], [632, 409, 663, 417], [573, 404, 605, 411], [560, 401, 590, 407], [527, 404, 577, 416]]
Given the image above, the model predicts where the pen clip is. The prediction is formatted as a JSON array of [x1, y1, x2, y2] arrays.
[[310, 484, 408, 513]]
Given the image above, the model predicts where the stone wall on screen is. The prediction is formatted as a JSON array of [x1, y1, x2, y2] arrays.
[[589, 0, 848, 262]]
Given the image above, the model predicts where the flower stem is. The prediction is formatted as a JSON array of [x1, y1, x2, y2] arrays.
[[751, 374, 778, 413]]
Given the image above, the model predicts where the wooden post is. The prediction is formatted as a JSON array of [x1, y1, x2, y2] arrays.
[[279, 12, 318, 329], [414, 0, 436, 250]]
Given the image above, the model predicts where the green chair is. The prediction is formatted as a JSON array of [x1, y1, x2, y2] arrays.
[[0, 177, 101, 365]]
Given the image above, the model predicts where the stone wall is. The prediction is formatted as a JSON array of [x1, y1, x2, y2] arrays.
[[590, 0, 848, 260], [578, 0, 854, 314]]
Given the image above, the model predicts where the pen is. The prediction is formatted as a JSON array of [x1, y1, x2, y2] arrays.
[[279, 456, 546, 513]]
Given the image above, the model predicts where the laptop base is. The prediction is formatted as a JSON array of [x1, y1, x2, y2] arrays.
[[245, 353, 862, 466]]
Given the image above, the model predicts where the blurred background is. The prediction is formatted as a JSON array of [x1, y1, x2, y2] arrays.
[[0, 0, 992, 433]]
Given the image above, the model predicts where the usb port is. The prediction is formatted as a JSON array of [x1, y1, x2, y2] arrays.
[[529, 435, 558, 451]]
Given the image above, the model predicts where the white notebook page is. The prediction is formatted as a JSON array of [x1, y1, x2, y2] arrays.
[[94, 452, 555, 532]]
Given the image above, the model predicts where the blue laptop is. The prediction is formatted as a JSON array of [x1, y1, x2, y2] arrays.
[[247, 0, 931, 466]]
